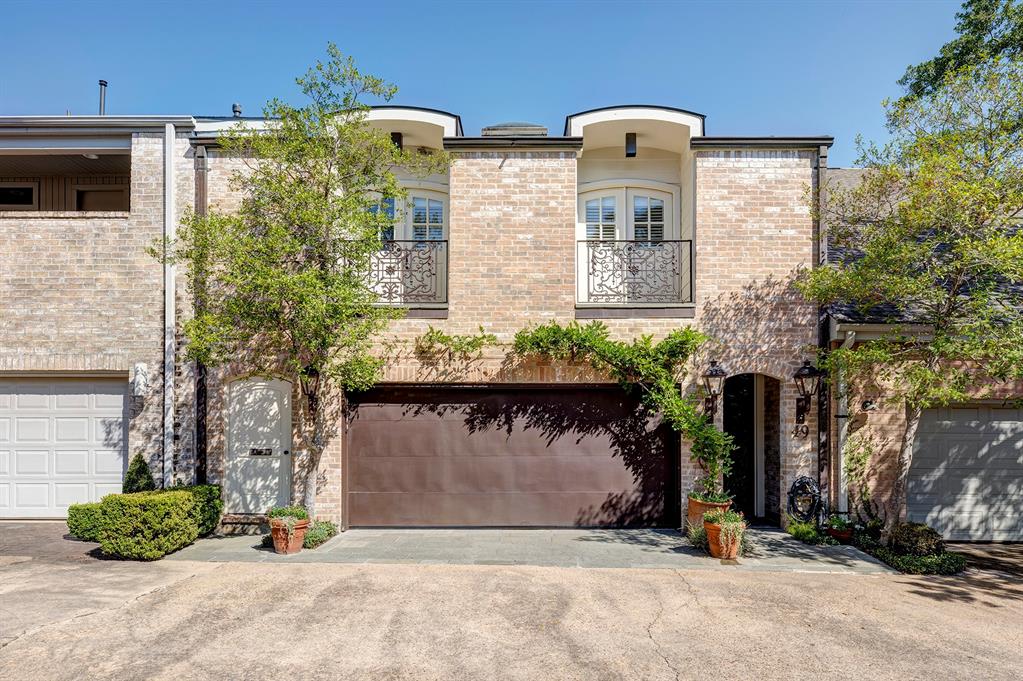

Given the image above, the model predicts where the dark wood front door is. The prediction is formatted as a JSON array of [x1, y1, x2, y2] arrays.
[[345, 386, 680, 527]]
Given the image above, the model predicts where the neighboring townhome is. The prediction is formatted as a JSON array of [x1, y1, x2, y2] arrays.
[[2, 105, 843, 532]]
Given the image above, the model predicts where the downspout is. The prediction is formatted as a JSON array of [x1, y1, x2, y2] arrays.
[[835, 330, 856, 513], [163, 123, 176, 488], [815, 144, 830, 500], [193, 144, 208, 484]]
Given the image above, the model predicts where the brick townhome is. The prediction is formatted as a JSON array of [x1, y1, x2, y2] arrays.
[[1, 106, 1017, 540]]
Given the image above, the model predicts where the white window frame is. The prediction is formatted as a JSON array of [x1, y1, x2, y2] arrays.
[[0, 181, 39, 210], [576, 179, 681, 241]]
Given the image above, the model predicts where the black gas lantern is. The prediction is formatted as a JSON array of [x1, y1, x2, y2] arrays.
[[702, 360, 727, 417], [792, 359, 824, 437]]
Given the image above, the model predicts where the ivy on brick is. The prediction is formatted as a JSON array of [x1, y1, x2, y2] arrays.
[[513, 321, 735, 502]]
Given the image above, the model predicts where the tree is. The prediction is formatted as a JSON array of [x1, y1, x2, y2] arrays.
[[799, 57, 1023, 536], [169, 45, 448, 516], [899, 0, 1023, 101]]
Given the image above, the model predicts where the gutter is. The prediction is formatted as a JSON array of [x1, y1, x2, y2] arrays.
[[163, 123, 176, 488], [443, 136, 583, 150], [691, 136, 834, 150]]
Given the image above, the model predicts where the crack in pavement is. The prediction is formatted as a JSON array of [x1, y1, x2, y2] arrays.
[[673, 569, 703, 609], [644, 579, 682, 681], [0, 565, 222, 652]]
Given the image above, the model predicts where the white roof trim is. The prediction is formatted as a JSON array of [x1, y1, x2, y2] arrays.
[[366, 108, 459, 137], [566, 107, 705, 137]]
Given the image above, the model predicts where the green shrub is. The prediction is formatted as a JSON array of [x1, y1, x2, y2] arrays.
[[889, 522, 945, 557], [172, 484, 223, 536], [268, 505, 309, 520], [827, 514, 853, 531], [122, 453, 156, 493], [703, 508, 744, 525], [686, 524, 708, 551], [786, 516, 838, 545], [99, 490, 198, 560], [67, 502, 104, 541], [304, 520, 338, 549], [853, 532, 965, 574]]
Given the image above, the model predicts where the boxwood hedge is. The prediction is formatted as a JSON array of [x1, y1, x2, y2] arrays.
[[99, 490, 199, 560], [66, 502, 104, 542]]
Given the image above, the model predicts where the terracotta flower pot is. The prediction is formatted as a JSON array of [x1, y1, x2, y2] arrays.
[[704, 520, 741, 560], [826, 527, 853, 544], [687, 496, 731, 532], [269, 518, 310, 555]]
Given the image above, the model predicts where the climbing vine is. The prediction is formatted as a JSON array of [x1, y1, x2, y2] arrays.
[[513, 321, 735, 502], [414, 325, 499, 360]]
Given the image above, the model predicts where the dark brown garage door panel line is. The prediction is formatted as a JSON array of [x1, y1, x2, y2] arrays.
[[345, 386, 680, 528]]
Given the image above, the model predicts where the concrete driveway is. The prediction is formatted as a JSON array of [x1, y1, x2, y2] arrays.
[[2, 522, 1021, 681]]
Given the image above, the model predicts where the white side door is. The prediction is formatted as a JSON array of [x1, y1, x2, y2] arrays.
[[225, 378, 292, 514]]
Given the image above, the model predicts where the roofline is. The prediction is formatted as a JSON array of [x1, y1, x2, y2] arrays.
[[691, 136, 834, 149], [563, 105, 707, 136], [443, 136, 583, 150], [0, 115, 196, 130], [369, 105, 463, 136]]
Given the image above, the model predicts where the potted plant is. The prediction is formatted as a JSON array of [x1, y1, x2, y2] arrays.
[[703, 508, 746, 560], [685, 426, 735, 530], [267, 505, 311, 555], [825, 514, 854, 544]]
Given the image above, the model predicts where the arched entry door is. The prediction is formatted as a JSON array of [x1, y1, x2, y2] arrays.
[[723, 374, 781, 524], [225, 377, 293, 514]]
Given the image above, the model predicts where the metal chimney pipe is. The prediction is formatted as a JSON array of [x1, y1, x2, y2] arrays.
[[232, 103, 242, 118], [98, 80, 108, 115]]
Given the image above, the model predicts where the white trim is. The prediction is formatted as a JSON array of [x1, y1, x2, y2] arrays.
[[365, 108, 459, 137], [0, 137, 132, 154], [566, 107, 704, 137], [162, 124, 175, 488], [0, 181, 39, 210], [754, 374, 766, 518], [576, 180, 682, 239]]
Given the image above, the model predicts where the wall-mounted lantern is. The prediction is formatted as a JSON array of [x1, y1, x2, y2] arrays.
[[302, 366, 321, 413], [625, 132, 637, 158], [792, 359, 824, 437], [391, 132, 404, 151], [702, 360, 727, 418]]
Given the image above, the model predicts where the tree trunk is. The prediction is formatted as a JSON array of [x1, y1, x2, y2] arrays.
[[302, 404, 326, 519], [885, 401, 923, 541]]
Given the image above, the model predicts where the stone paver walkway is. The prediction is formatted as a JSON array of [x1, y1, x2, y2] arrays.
[[169, 527, 891, 574]]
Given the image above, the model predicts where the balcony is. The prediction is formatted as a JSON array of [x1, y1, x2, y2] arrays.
[[366, 239, 448, 307], [576, 240, 693, 308]]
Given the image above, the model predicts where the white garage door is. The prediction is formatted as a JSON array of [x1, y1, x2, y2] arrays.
[[909, 405, 1023, 541], [0, 378, 128, 518]]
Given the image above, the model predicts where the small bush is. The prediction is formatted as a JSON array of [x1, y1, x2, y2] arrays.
[[786, 517, 838, 545], [889, 522, 945, 557], [304, 520, 338, 549], [172, 484, 223, 536], [122, 453, 157, 494], [853, 532, 965, 574], [100, 490, 198, 560], [268, 505, 309, 520], [826, 514, 853, 531], [67, 502, 104, 541], [686, 524, 708, 551]]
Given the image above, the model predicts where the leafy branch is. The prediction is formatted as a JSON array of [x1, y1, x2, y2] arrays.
[[414, 325, 499, 360], [512, 321, 735, 502]]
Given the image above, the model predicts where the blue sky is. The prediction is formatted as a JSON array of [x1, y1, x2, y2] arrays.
[[3, 0, 960, 166]]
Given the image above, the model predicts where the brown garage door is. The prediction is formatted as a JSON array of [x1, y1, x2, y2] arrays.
[[346, 386, 679, 527]]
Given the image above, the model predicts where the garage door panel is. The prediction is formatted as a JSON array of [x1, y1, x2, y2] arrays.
[[54, 450, 89, 475], [0, 379, 127, 518], [15, 418, 49, 442], [353, 455, 643, 495], [14, 483, 49, 509], [348, 387, 678, 527], [55, 417, 90, 442], [54, 483, 90, 507], [14, 450, 48, 475], [350, 490, 663, 527], [0, 483, 8, 507]]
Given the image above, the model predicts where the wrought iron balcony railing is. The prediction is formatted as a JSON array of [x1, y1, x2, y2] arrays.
[[577, 239, 693, 305], [367, 239, 448, 306]]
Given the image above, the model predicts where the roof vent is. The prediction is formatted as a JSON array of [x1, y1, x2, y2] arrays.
[[481, 121, 547, 137]]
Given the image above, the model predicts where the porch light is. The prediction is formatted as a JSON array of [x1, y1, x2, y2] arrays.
[[792, 360, 824, 435], [702, 360, 727, 417], [302, 366, 321, 413], [625, 132, 637, 158]]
